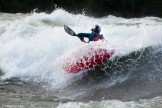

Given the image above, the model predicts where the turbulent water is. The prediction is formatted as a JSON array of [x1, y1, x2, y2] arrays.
[[0, 9, 162, 108]]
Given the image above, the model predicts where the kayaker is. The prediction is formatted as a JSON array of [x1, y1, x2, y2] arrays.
[[77, 25, 105, 43]]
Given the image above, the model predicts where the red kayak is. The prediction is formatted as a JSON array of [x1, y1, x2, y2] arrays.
[[62, 42, 115, 73]]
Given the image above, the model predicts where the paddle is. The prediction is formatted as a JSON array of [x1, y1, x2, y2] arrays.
[[64, 25, 77, 36], [64, 25, 88, 43]]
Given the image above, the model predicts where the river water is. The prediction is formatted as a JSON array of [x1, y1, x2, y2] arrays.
[[0, 9, 162, 108]]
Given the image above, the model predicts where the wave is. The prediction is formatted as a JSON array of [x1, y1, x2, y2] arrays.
[[0, 9, 162, 101]]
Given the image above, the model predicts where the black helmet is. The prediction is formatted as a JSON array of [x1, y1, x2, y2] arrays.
[[91, 25, 101, 34]]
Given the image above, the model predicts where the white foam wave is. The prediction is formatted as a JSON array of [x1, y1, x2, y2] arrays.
[[0, 9, 162, 89]]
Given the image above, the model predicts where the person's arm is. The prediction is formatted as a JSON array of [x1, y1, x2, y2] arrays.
[[77, 33, 91, 38], [77, 33, 92, 42], [100, 34, 104, 39], [100, 34, 108, 42]]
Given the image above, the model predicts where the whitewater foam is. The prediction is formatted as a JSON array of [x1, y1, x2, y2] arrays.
[[0, 9, 162, 91]]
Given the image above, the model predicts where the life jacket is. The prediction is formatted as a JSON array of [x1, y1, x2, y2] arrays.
[[93, 36, 102, 41], [93, 34, 103, 41]]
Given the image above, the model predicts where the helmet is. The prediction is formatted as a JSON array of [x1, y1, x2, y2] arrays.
[[91, 25, 101, 34]]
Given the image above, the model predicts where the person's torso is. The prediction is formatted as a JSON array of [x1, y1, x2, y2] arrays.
[[89, 33, 103, 41]]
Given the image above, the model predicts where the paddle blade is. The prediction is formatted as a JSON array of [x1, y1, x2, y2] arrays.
[[64, 25, 77, 36]]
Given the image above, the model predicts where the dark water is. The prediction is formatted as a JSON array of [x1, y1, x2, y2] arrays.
[[1, 0, 162, 18], [0, 78, 70, 108], [53, 46, 162, 101]]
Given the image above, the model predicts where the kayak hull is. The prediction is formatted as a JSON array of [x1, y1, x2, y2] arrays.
[[62, 44, 114, 73]]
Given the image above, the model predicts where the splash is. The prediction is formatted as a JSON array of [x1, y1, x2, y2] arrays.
[[0, 9, 162, 91]]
